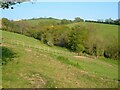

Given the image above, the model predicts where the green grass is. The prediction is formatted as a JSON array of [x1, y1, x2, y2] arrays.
[[21, 18, 61, 26], [67, 22, 118, 39], [2, 30, 118, 88]]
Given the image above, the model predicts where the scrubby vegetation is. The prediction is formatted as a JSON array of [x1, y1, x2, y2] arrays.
[[1, 17, 119, 60]]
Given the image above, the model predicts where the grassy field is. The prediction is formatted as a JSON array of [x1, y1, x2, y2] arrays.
[[2, 30, 118, 88], [20, 18, 61, 26], [67, 22, 118, 39]]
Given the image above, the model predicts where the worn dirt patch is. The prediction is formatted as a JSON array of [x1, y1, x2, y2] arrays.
[[20, 73, 46, 88], [25, 48, 32, 52], [74, 56, 87, 59]]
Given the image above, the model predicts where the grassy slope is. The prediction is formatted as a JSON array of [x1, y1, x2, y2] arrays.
[[2, 30, 118, 88], [67, 22, 118, 39], [21, 18, 61, 26]]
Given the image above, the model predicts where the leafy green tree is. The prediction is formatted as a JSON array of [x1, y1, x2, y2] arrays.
[[66, 25, 87, 52], [76, 44, 85, 56], [104, 36, 119, 60], [114, 19, 120, 25], [105, 18, 114, 24], [2, 18, 14, 31], [0, 0, 30, 9], [61, 19, 72, 24], [74, 17, 84, 22]]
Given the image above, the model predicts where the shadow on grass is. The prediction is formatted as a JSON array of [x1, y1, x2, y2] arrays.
[[0, 46, 17, 65]]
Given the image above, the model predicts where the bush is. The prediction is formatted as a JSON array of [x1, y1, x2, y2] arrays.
[[76, 44, 85, 56]]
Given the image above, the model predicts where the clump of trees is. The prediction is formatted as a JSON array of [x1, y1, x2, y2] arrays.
[[74, 17, 84, 22], [1, 18, 119, 60], [66, 25, 87, 52], [61, 19, 73, 24], [85, 18, 120, 25]]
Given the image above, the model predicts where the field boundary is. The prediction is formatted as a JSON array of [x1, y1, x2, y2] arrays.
[[2, 39, 77, 56]]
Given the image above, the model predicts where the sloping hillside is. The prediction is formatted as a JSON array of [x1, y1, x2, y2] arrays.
[[21, 18, 118, 38], [2, 30, 118, 88], [67, 22, 118, 39], [19, 18, 61, 26]]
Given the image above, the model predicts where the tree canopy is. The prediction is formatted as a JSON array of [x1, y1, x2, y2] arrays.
[[0, 0, 30, 9]]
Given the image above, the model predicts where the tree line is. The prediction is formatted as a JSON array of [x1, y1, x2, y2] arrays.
[[85, 18, 120, 25]]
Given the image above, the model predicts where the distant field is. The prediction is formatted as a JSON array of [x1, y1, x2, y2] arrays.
[[67, 22, 118, 39], [2, 30, 118, 88], [21, 18, 61, 26]]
